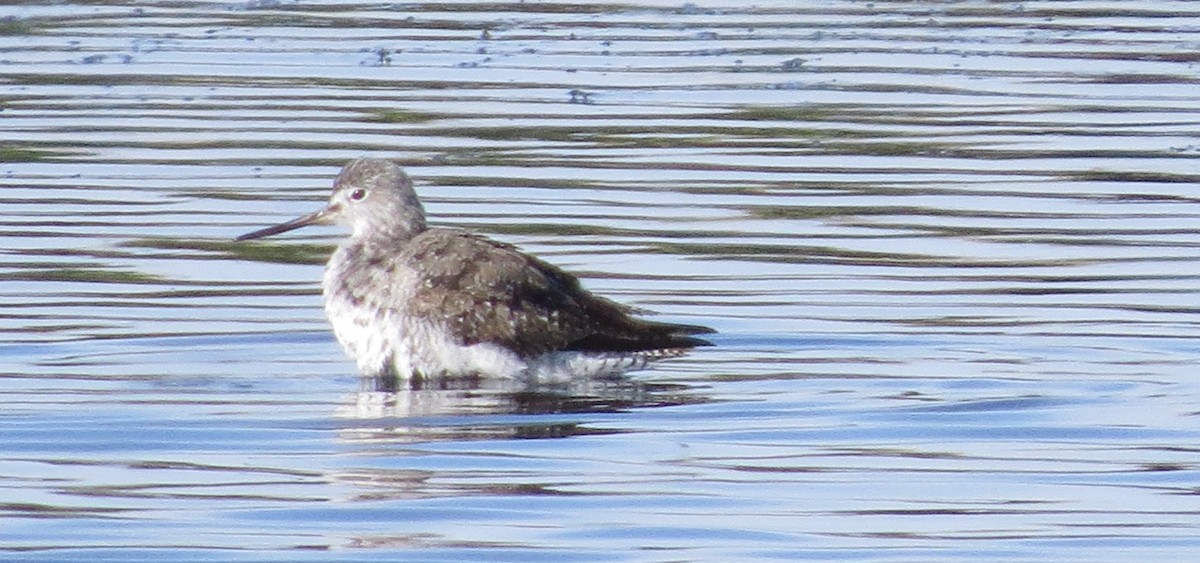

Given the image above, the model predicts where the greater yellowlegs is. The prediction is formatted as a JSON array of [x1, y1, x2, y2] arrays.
[[236, 158, 713, 380]]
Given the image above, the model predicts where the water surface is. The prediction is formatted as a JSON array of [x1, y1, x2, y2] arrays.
[[3, 1, 1200, 561]]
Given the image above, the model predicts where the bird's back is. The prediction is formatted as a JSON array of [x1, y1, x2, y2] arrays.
[[323, 227, 711, 377], [402, 228, 712, 354]]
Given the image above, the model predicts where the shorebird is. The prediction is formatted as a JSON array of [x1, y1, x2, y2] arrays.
[[236, 158, 714, 380]]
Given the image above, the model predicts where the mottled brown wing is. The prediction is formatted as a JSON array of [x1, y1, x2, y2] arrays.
[[402, 229, 603, 357], [402, 228, 714, 356]]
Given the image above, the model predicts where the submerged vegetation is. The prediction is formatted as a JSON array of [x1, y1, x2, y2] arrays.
[[124, 238, 332, 265], [362, 109, 446, 124], [0, 145, 70, 162], [0, 16, 36, 36], [3, 267, 162, 284]]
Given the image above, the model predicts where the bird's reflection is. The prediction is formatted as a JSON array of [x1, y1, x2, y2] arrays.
[[335, 373, 709, 445], [328, 372, 710, 527]]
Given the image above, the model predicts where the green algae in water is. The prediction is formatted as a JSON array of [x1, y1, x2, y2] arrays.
[[1069, 170, 1200, 184], [0, 17, 36, 36], [125, 238, 332, 265], [4, 267, 163, 284], [225, 241, 332, 265], [0, 145, 64, 162], [363, 109, 444, 123], [727, 106, 838, 122]]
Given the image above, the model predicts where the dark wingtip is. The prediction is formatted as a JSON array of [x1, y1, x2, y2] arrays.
[[645, 320, 717, 349], [565, 323, 717, 353], [650, 335, 713, 349], [674, 323, 716, 335], [664, 324, 715, 347], [653, 318, 716, 339]]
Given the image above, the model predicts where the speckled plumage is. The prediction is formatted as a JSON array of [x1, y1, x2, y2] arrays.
[[237, 158, 714, 380]]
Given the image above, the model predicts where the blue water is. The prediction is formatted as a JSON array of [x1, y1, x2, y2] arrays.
[[3, 1, 1200, 561]]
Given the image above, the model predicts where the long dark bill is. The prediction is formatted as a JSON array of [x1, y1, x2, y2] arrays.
[[235, 208, 329, 241]]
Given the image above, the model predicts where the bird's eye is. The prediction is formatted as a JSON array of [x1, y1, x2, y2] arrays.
[[349, 188, 367, 201]]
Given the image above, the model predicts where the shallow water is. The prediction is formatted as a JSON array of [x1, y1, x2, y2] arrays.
[[3, 1, 1200, 561]]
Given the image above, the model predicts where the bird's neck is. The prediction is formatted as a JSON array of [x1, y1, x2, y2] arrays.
[[352, 218, 426, 245]]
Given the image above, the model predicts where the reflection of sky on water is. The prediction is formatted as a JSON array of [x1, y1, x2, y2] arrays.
[[2, 0, 1200, 560]]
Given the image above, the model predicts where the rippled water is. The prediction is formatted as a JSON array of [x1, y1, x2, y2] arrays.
[[3, 1, 1200, 561]]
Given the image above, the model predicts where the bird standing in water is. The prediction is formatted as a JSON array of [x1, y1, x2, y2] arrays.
[[236, 159, 713, 380]]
